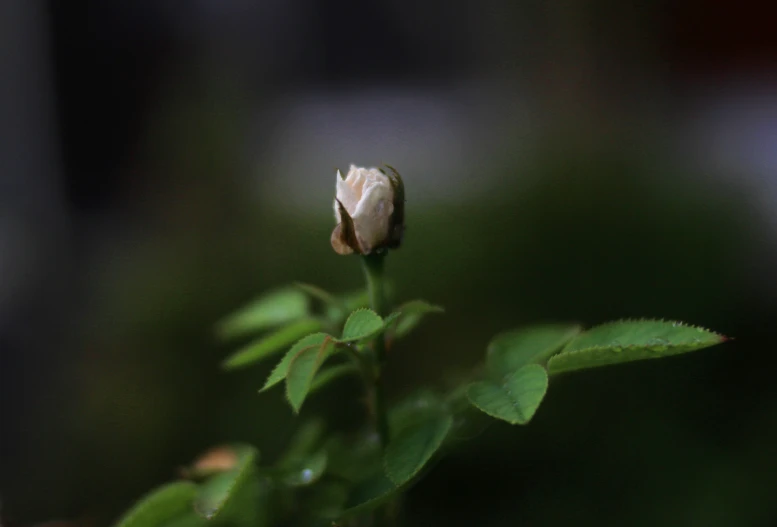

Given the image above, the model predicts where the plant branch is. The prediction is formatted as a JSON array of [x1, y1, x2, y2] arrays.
[[361, 253, 391, 449]]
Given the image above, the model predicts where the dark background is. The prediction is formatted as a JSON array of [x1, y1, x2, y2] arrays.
[[2, 0, 777, 525]]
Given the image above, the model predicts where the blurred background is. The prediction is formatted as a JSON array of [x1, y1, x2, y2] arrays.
[[2, 0, 777, 525]]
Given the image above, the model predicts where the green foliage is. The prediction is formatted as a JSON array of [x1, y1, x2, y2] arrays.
[[276, 419, 326, 469], [286, 338, 337, 412], [324, 432, 382, 483], [215, 287, 308, 341], [467, 364, 549, 425], [338, 474, 402, 519], [306, 482, 350, 520], [279, 449, 328, 487], [112, 482, 198, 527], [547, 319, 726, 374], [193, 444, 261, 522], [388, 300, 444, 338], [384, 413, 453, 485], [294, 282, 344, 312], [381, 311, 402, 330], [487, 323, 581, 376], [116, 266, 730, 527], [309, 363, 359, 394], [260, 333, 330, 392], [339, 308, 384, 342], [388, 390, 445, 432], [221, 318, 323, 370]]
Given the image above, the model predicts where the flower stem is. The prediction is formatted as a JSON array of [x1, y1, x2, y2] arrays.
[[361, 253, 391, 449]]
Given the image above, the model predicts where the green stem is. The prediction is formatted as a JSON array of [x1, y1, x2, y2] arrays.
[[361, 253, 390, 449]]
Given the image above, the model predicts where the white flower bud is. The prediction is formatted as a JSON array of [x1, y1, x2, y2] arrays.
[[331, 164, 404, 255]]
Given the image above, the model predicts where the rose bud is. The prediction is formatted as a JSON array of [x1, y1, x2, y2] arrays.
[[331, 164, 405, 255]]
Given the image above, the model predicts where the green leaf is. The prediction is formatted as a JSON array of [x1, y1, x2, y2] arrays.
[[338, 474, 402, 519], [215, 287, 308, 340], [325, 432, 382, 482], [339, 308, 384, 342], [285, 339, 337, 412], [295, 282, 345, 312], [113, 482, 198, 527], [384, 413, 453, 486], [276, 418, 325, 469], [467, 364, 549, 425], [222, 318, 323, 370], [382, 311, 401, 329], [307, 482, 350, 520], [389, 300, 444, 338], [194, 444, 259, 521], [280, 449, 328, 487], [158, 512, 207, 527], [309, 363, 359, 394], [487, 324, 582, 376], [547, 319, 727, 374], [340, 289, 370, 311], [388, 390, 445, 433], [259, 333, 331, 392]]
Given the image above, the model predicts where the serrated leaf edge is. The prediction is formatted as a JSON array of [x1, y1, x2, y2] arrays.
[[383, 413, 453, 486], [466, 365, 549, 425], [339, 308, 384, 342], [259, 332, 332, 392], [113, 482, 198, 527], [285, 337, 336, 413], [553, 318, 727, 360], [194, 447, 258, 520]]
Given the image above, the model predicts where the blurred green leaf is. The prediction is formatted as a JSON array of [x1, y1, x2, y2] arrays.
[[222, 318, 323, 370], [388, 390, 445, 434], [339, 309, 384, 342], [325, 432, 382, 482], [384, 413, 453, 486], [285, 339, 337, 412], [340, 289, 369, 311], [280, 449, 328, 487], [338, 474, 402, 519], [547, 319, 727, 374], [389, 300, 444, 339], [158, 511, 207, 527], [307, 481, 350, 520], [382, 311, 401, 329], [467, 364, 549, 425], [194, 445, 260, 522], [112, 482, 198, 527], [260, 332, 331, 392], [215, 287, 308, 340], [276, 418, 325, 470], [487, 324, 581, 377], [309, 363, 360, 394], [295, 282, 346, 314]]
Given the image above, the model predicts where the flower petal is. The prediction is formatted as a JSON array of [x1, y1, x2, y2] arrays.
[[336, 175, 360, 216]]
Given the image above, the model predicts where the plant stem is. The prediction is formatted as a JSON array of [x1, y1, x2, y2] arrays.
[[361, 253, 390, 449]]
